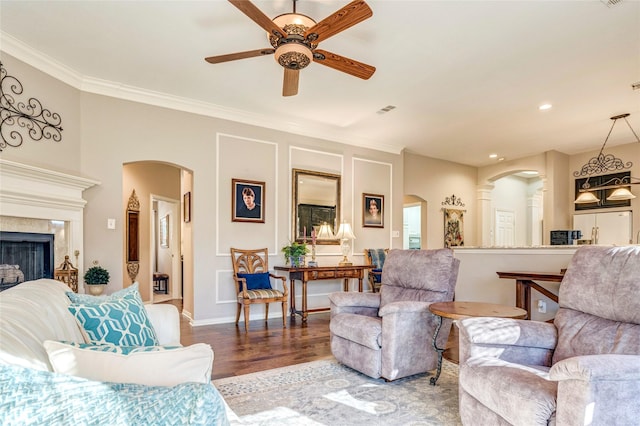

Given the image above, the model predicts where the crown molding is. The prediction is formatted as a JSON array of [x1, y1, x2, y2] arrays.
[[1, 32, 403, 156]]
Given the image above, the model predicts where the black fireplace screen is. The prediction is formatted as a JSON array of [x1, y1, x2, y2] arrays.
[[0, 231, 54, 291]]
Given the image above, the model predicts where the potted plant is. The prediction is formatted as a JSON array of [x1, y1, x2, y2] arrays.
[[84, 265, 110, 295], [281, 241, 308, 267]]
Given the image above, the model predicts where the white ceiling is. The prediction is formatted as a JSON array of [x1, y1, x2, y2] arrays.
[[1, 0, 639, 167]]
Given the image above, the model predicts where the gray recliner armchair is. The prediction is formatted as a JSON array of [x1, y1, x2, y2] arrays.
[[328, 249, 460, 381], [458, 245, 640, 425]]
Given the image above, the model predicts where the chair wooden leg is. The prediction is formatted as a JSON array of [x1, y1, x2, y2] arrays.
[[235, 303, 241, 325], [243, 303, 250, 333], [265, 303, 269, 321], [281, 300, 287, 328]]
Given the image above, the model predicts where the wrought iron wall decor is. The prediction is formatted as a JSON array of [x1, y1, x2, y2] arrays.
[[441, 194, 466, 208], [0, 62, 63, 151]]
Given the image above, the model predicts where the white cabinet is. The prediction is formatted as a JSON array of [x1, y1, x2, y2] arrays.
[[573, 211, 632, 245]]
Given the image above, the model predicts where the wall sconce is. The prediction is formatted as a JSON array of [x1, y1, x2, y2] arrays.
[[574, 113, 640, 204], [334, 221, 356, 266]]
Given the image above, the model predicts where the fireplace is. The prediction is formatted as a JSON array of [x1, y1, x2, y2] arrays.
[[0, 231, 55, 291], [0, 159, 99, 292]]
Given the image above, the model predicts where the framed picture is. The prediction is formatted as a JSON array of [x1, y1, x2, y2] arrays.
[[232, 179, 265, 223], [183, 192, 191, 223], [160, 214, 169, 248], [444, 208, 464, 248], [362, 193, 384, 228]]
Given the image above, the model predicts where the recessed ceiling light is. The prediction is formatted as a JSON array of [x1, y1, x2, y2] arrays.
[[539, 104, 552, 110], [498, 157, 505, 162], [489, 154, 498, 159]]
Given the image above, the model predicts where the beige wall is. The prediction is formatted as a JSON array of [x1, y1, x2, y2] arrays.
[[403, 153, 478, 249], [0, 54, 81, 174], [4, 50, 638, 326], [1, 53, 401, 324]]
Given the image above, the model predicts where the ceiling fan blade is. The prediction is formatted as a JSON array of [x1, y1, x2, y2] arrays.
[[313, 49, 375, 80], [205, 48, 274, 64], [304, 0, 372, 44], [283, 68, 299, 97], [228, 0, 286, 39]]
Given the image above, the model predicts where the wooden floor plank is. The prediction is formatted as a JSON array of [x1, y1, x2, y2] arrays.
[[168, 300, 458, 379]]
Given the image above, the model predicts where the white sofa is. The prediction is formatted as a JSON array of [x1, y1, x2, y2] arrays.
[[0, 279, 182, 371], [0, 279, 231, 424]]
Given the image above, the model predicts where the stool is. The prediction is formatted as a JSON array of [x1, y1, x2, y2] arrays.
[[153, 273, 169, 294]]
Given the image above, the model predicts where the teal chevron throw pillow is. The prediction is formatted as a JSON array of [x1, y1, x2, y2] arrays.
[[66, 282, 139, 304], [68, 290, 159, 346]]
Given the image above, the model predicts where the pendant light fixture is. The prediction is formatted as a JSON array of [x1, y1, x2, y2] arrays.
[[574, 113, 640, 204]]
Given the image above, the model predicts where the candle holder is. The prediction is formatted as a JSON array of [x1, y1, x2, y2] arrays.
[[308, 229, 318, 267]]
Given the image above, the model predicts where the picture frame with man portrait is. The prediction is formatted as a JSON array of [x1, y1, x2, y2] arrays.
[[232, 178, 265, 223], [362, 193, 384, 228]]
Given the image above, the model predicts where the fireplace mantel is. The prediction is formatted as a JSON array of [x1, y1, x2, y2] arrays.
[[0, 159, 100, 278]]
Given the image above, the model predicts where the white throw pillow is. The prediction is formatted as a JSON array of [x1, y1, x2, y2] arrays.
[[43, 340, 214, 386]]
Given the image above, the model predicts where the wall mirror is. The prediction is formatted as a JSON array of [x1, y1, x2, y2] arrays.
[[126, 189, 140, 283], [292, 169, 341, 245], [126, 190, 140, 262], [127, 210, 139, 261]]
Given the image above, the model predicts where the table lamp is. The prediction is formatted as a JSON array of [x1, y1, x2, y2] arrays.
[[335, 221, 356, 266]]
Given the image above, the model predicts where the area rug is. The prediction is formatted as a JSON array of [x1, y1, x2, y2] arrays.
[[213, 358, 461, 426]]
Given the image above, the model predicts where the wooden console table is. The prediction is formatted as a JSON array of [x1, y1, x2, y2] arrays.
[[274, 264, 374, 322], [496, 271, 565, 320]]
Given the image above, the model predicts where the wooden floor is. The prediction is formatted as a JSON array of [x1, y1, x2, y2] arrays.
[[169, 300, 459, 380]]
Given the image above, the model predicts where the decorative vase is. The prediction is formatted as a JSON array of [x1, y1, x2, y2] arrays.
[[289, 256, 305, 267], [86, 284, 106, 296]]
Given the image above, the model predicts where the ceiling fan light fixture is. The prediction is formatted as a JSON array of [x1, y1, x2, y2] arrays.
[[574, 191, 600, 204], [272, 13, 316, 37], [274, 43, 312, 70], [606, 187, 636, 201]]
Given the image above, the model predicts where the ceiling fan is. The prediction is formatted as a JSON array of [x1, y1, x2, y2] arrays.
[[205, 0, 376, 97]]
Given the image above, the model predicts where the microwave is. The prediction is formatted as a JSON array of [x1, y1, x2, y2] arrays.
[[550, 230, 582, 245]]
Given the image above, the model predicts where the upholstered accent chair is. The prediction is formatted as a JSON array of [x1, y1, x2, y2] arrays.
[[329, 249, 460, 381], [363, 248, 388, 293], [230, 248, 288, 332], [458, 245, 640, 426]]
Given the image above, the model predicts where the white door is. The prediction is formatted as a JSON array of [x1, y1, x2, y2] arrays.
[[495, 209, 516, 247]]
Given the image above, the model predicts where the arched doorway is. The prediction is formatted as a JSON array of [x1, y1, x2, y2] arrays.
[[122, 161, 192, 308], [479, 171, 543, 247], [403, 195, 428, 249]]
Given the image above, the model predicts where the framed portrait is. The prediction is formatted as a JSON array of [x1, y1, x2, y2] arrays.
[[362, 193, 384, 228], [444, 208, 464, 248], [183, 192, 191, 223], [232, 179, 265, 223], [160, 214, 169, 248]]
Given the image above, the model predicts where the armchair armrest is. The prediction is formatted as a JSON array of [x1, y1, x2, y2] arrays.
[[145, 303, 181, 346], [550, 354, 640, 426], [328, 292, 380, 317], [379, 300, 431, 316], [269, 273, 288, 296], [458, 317, 557, 366], [550, 354, 640, 382]]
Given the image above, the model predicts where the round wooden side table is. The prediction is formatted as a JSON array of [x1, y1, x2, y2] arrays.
[[428, 301, 527, 385]]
